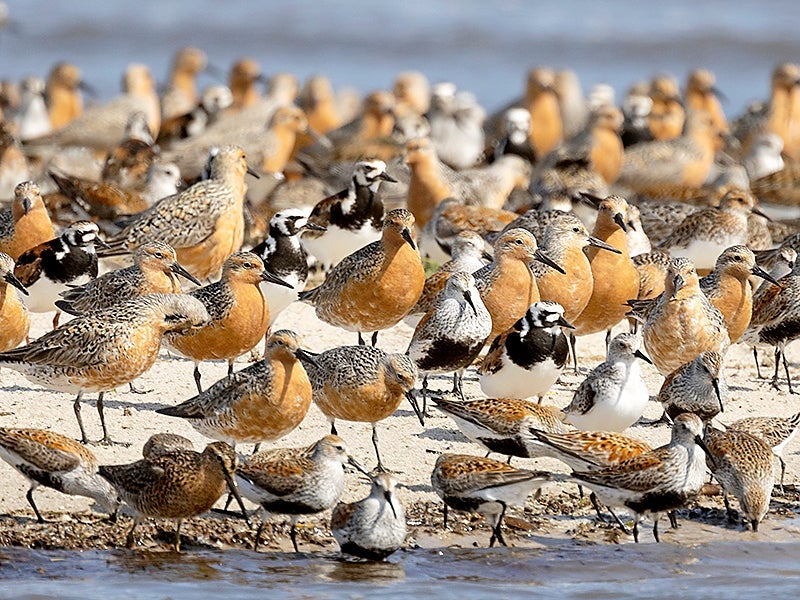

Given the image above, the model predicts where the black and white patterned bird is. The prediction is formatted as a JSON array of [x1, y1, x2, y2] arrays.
[[14, 221, 106, 328], [250, 208, 324, 325], [478, 301, 573, 402], [302, 159, 396, 268]]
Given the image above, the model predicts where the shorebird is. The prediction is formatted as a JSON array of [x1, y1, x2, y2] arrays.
[[658, 189, 767, 272], [0, 181, 55, 261], [522, 427, 652, 526], [727, 411, 800, 489], [404, 137, 530, 227], [638, 257, 730, 376], [299, 345, 421, 472], [101, 111, 158, 191], [474, 228, 564, 341], [299, 209, 425, 347], [532, 212, 620, 324], [704, 426, 774, 532], [0, 122, 31, 200], [48, 168, 151, 221], [555, 69, 589, 139], [99, 440, 246, 551], [569, 195, 639, 359], [478, 301, 573, 402], [658, 351, 727, 424], [250, 209, 321, 325], [632, 251, 673, 303], [158, 330, 314, 445], [492, 107, 536, 163], [431, 453, 550, 547], [166, 252, 289, 393], [524, 67, 563, 157], [685, 69, 728, 136], [45, 62, 87, 130], [141, 432, 194, 458], [699, 245, 780, 342], [647, 74, 685, 141], [27, 63, 160, 150], [419, 198, 516, 264], [0, 252, 29, 352], [236, 435, 366, 551], [0, 427, 121, 523], [56, 241, 199, 316], [228, 58, 264, 111], [433, 397, 569, 461], [563, 333, 651, 432], [0, 294, 209, 445], [740, 259, 800, 392], [298, 75, 343, 135], [625, 203, 652, 257], [568, 413, 710, 543], [15, 76, 51, 141], [406, 229, 490, 324], [617, 111, 718, 193], [157, 84, 234, 145], [14, 220, 105, 327], [427, 83, 486, 169], [743, 132, 785, 181], [407, 272, 491, 403], [331, 473, 406, 560], [102, 145, 254, 281], [160, 47, 208, 121], [393, 70, 431, 117], [302, 159, 396, 268]]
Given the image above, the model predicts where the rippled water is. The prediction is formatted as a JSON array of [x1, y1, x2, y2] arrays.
[[2, 541, 800, 598], [2, 0, 800, 115]]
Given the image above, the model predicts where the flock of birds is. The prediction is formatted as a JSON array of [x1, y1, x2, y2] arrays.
[[1, 47, 800, 557]]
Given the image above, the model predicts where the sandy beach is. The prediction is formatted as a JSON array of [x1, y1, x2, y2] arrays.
[[0, 300, 798, 552]]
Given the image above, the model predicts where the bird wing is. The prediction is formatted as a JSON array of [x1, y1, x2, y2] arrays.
[[0, 429, 80, 472]]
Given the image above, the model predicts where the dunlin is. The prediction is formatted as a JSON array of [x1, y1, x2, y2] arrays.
[[659, 352, 727, 424]]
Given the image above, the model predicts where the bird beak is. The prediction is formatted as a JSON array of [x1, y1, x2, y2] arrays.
[[577, 191, 603, 207], [695, 435, 717, 469], [204, 62, 226, 81], [405, 390, 425, 427], [670, 274, 685, 299], [246, 165, 261, 179], [78, 80, 97, 97], [481, 250, 494, 262], [401, 228, 417, 250], [302, 220, 327, 232], [261, 269, 293, 288], [294, 347, 318, 366], [222, 467, 250, 524], [384, 490, 398, 519], [633, 349, 653, 365], [751, 206, 772, 221], [751, 264, 782, 287], [712, 378, 724, 413], [587, 235, 621, 254], [4, 272, 29, 295], [710, 85, 728, 103], [170, 262, 202, 286], [533, 249, 566, 274], [463, 290, 477, 316], [308, 127, 333, 149], [347, 455, 371, 476], [21, 197, 31, 215], [613, 212, 628, 232], [378, 171, 398, 183], [94, 237, 111, 249], [557, 315, 575, 329]]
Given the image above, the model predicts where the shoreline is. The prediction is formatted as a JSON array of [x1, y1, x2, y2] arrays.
[[0, 304, 799, 552]]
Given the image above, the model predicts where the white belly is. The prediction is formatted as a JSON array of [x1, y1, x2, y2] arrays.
[[479, 353, 564, 398], [260, 272, 303, 324], [23, 274, 93, 313], [568, 377, 649, 432]]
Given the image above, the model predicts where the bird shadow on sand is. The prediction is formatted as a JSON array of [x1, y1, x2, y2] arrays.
[[415, 427, 469, 443]]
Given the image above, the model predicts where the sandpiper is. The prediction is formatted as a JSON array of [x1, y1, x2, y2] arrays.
[[659, 352, 727, 424]]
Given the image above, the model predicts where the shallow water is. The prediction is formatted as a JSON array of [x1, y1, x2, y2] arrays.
[[2, 0, 800, 115], [2, 541, 800, 599]]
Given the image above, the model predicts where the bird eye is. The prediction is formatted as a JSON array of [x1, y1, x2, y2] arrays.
[[572, 227, 580, 233], [243, 262, 253, 269]]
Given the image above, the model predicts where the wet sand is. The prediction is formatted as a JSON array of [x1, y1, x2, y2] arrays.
[[0, 303, 798, 551]]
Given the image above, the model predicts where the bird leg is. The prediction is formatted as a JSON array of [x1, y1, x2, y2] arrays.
[[126, 517, 141, 549], [128, 381, 151, 394], [753, 346, 763, 379], [652, 514, 661, 543], [254, 520, 266, 551], [604, 329, 612, 355], [228, 359, 234, 376], [52, 310, 61, 330], [781, 346, 795, 394], [252, 443, 261, 455], [421, 375, 430, 418], [173, 519, 183, 552], [632, 519, 640, 543], [723, 491, 737, 525], [569, 333, 578, 373], [668, 511, 678, 529], [779, 455, 786, 493], [358, 332, 365, 346], [371, 331, 379, 346], [443, 503, 448, 529], [26, 486, 44, 523], [371, 423, 394, 473], [290, 517, 300, 553], [452, 372, 465, 401], [489, 504, 508, 548], [330, 420, 337, 435], [770, 347, 782, 390], [73, 391, 89, 444], [193, 363, 203, 394]]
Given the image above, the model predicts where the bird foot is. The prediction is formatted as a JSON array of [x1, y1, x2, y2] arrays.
[[89, 437, 131, 448], [127, 383, 152, 394]]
